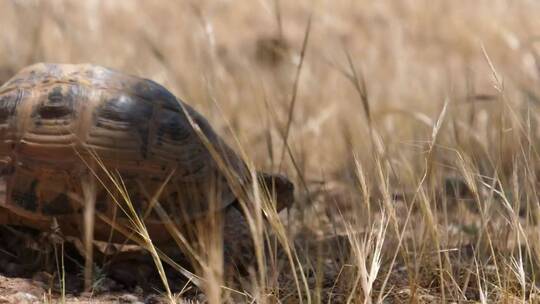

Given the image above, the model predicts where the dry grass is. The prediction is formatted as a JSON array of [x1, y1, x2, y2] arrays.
[[2, 0, 540, 303]]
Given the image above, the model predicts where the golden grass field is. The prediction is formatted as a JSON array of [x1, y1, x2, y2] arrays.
[[2, 0, 540, 303]]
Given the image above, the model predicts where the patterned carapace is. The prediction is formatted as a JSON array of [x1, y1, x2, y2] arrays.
[[0, 63, 251, 243]]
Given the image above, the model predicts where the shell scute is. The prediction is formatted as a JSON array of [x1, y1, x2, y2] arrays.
[[33, 85, 78, 120], [0, 89, 22, 123]]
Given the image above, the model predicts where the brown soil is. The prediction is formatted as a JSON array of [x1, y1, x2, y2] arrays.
[[0, 225, 197, 303]]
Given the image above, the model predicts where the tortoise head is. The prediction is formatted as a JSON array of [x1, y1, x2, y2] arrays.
[[257, 172, 295, 212]]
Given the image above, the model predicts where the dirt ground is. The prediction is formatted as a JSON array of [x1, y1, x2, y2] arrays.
[[0, 226, 177, 303], [0, 275, 157, 304]]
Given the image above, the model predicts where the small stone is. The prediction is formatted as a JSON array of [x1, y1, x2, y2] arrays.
[[32, 271, 54, 288], [8, 292, 39, 304], [80, 291, 93, 298], [93, 277, 119, 293], [144, 294, 165, 304], [134, 285, 144, 295], [119, 293, 143, 303]]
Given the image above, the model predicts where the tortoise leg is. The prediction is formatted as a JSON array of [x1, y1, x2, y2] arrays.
[[80, 173, 97, 291], [222, 204, 255, 275]]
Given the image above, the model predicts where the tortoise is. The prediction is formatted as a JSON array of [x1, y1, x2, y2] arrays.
[[0, 63, 294, 252]]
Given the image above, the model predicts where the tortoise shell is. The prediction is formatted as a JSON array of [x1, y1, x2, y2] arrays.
[[0, 63, 248, 242]]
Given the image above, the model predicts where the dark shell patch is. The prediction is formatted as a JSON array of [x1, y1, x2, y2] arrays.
[[12, 180, 38, 212], [156, 110, 192, 142], [48, 86, 65, 104], [95, 191, 109, 213], [0, 89, 22, 123], [33, 86, 77, 120], [117, 194, 146, 218], [132, 79, 179, 110], [42, 193, 73, 215]]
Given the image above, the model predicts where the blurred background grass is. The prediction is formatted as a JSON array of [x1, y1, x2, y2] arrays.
[[2, 0, 538, 179]]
